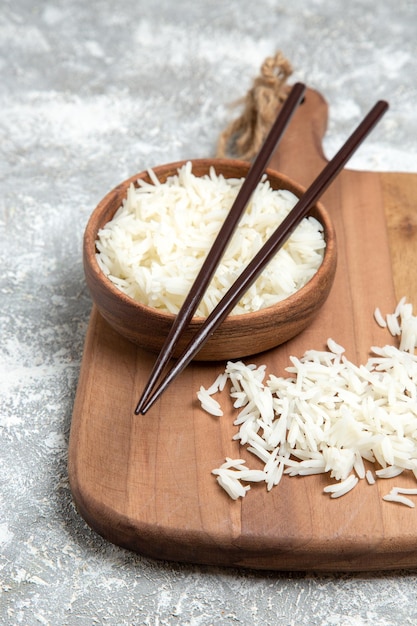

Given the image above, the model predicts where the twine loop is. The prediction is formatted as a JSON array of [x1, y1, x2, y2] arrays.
[[216, 51, 293, 161]]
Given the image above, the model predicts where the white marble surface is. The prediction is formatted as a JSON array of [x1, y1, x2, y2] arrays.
[[1, 1, 417, 624]]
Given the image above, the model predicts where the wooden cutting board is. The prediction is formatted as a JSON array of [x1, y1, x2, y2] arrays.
[[68, 88, 417, 571]]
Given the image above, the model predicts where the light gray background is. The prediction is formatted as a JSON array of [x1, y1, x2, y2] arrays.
[[1, 1, 417, 624]]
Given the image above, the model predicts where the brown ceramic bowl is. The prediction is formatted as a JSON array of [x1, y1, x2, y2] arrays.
[[83, 158, 337, 361]]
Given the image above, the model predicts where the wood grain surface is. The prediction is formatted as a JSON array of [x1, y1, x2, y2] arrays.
[[68, 88, 417, 571]]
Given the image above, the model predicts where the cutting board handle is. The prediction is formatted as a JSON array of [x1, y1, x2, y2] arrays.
[[270, 87, 329, 187]]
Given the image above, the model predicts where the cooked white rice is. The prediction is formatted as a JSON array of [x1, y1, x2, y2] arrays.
[[383, 488, 416, 508], [95, 162, 325, 316], [373, 307, 386, 328], [376, 298, 417, 352], [366, 469, 376, 485], [323, 475, 359, 498], [200, 298, 417, 505]]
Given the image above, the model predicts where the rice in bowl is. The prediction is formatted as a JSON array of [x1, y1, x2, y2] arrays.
[[83, 158, 336, 359], [95, 161, 326, 317]]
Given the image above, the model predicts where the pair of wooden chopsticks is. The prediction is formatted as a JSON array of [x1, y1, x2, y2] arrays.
[[135, 86, 388, 415]]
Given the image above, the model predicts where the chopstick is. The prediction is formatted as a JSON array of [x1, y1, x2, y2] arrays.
[[138, 98, 389, 414], [134, 82, 306, 414]]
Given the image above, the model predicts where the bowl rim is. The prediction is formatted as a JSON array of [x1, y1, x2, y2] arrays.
[[84, 158, 336, 326]]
